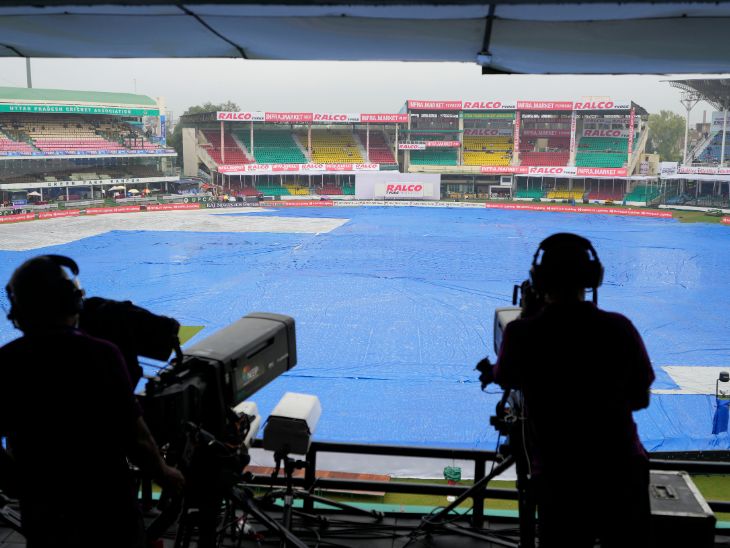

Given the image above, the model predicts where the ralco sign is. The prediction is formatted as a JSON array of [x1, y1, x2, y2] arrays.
[[462, 101, 516, 110]]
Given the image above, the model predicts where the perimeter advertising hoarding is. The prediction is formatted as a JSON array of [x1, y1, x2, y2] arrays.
[[582, 129, 631, 138], [464, 128, 513, 137], [712, 111, 729, 131], [217, 163, 380, 174], [462, 101, 516, 110], [216, 112, 407, 124], [522, 129, 571, 138], [356, 172, 441, 200], [479, 166, 627, 177], [516, 101, 574, 111], [361, 113, 408, 123], [374, 183, 429, 199], [0, 104, 159, 116], [312, 112, 361, 123], [407, 100, 462, 111], [573, 100, 631, 110], [484, 202, 671, 218], [677, 166, 730, 175], [217, 111, 265, 121]]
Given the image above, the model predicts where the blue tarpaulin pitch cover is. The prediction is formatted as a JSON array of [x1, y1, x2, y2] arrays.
[[0, 206, 728, 458]]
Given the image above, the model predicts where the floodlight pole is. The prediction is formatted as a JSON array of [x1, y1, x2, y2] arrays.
[[25, 58, 32, 88], [679, 92, 700, 165], [721, 109, 728, 167]]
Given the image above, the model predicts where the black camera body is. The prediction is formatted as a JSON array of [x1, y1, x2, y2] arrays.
[[80, 296, 181, 386], [143, 313, 296, 447]]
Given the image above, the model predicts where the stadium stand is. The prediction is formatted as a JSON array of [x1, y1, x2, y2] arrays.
[[575, 136, 628, 168], [520, 137, 570, 166], [201, 130, 251, 165], [514, 189, 545, 199], [0, 130, 35, 153], [463, 136, 512, 166], [309, 130, 364, 163], [238, 186, 260, 197], [7, 115, 126, 153], [284, 184, 309, 195], [694, 132, 730, 164], [587, 188, 626, 201], [546, 189, 584, 200], [356, 130, 396, 165], [410, 149, 458, 166], [256, 185, 291, 197], [237, 130, 308, 164], [625, 184, 661, 202], [315, 185, 344, 195]]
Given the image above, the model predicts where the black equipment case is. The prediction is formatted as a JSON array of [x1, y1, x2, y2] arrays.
[[650, 471, 716, 548]]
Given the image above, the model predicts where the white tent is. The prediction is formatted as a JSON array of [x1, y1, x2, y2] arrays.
[[1, 2, 730, 73]]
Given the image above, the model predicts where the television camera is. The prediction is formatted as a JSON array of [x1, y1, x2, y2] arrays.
[[141, 312, 304, 548]]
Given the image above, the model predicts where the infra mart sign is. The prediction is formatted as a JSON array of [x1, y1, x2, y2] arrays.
[[0, 104, 160, 116]]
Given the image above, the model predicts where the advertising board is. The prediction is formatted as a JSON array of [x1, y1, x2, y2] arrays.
[[374, 183, 429, 199], [462, 101, 516, 110], [407, 100, 462, 111]]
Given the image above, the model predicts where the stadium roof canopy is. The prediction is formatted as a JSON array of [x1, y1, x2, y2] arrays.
[[0, 87, 157, 108], [668, 79, 730, 111], [2, 1, 730, 74]]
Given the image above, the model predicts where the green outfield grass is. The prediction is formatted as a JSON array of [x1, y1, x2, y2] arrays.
[[301, 475, 730, 522], [179, 325, 204, 345]]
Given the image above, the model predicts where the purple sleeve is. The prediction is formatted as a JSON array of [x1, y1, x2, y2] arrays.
[[622, 319, 655, 410], [493, 321, 524, 390], [97, 341, 143, 421]]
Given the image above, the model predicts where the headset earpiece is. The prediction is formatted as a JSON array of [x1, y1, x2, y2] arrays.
[[529, 233, 604, 296], [5, 255, 84, 329]]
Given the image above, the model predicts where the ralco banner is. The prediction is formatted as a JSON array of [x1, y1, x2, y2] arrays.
[[462, 101, 516, 111], [464, 128, 513, 136], [374, 183, 430, 198], [582, 129, 630, 138]]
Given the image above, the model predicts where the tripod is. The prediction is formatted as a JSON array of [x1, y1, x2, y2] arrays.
[[146, 426, 309, 548], [406, 389, 536, 548], [261, 452, 384, 547]]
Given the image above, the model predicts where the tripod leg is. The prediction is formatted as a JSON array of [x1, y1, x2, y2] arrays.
[[230, 487, 308, 548], [295, 491, 384, 520]]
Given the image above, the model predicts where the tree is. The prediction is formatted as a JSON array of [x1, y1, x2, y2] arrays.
[[646, 110, 686, 162], [167, 101, 240, 158]]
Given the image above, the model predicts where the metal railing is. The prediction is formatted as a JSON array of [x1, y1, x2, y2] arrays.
[[249, 439, 730, 527]]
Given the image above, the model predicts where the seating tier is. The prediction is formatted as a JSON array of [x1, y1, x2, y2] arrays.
[[237, 130, 307, 164], [308, 131, 364, 164], [410, 149, 458, 166]]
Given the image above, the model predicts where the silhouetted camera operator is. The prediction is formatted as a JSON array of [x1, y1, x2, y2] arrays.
[[483, 234, 655, 548], [0, 255, 184, 548]]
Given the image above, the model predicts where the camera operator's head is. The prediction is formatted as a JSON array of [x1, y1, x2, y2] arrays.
[[530, 233, 603, 304], [5, 255, 85, 333]]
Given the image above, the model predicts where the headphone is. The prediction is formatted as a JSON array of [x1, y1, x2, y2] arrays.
[[529, 233, 604, 302], [6, 255, 85, 328]]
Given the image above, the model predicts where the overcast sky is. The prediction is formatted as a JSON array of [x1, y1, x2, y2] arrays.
[[0, 58, 723, 125]]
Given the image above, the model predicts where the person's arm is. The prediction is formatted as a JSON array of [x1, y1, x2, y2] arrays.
[[99, 341, 185, 492], [623, 319, 655, 410], [130, 417, 185, 493], [493, 321, 525, 390]]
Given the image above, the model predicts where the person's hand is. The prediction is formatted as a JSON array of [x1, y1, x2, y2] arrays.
[[475, 357, 494, 390], [158, 464, 185, 495]]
